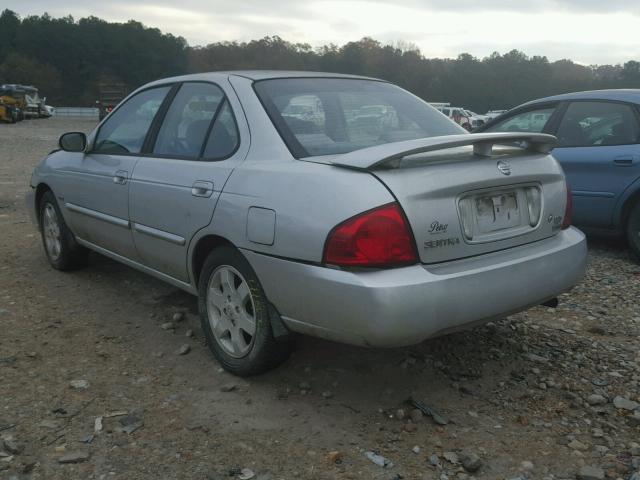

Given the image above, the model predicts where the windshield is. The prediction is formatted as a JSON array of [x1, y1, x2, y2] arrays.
[[254, 78, 464, 157]]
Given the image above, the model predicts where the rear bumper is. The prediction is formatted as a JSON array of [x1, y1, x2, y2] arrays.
[[242, 227, 587, 347]]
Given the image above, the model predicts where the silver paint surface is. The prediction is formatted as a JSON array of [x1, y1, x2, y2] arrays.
[[27, 71, 587, 347]]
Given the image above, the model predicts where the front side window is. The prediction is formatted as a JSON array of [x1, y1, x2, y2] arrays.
[[556, 101, 640, 148], [254, 78, 464, 157], [486, 106, 556, 134], [153, 82, 225, 158], [93, 86, 170, 154]]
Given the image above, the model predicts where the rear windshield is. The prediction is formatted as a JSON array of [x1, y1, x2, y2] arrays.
[[254, 78, 464, 157]]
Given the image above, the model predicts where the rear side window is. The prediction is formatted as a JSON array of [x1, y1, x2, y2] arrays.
[[486, 106, 555, 134], [202, 101, 239, 159], [153, 82, 224, 158], [556, 101, 640, 147], [94, 86, 170, 154], [254, 78, 463, 157]]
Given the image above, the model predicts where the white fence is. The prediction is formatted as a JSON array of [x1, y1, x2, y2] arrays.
[[53, 107, 99, 118]]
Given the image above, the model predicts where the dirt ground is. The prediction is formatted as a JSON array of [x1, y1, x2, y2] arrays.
[[1, 118, 639, 480]]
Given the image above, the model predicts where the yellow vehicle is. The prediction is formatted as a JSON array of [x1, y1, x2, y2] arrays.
[[0, 98, 18, 123], [0, 87, 23, 122]]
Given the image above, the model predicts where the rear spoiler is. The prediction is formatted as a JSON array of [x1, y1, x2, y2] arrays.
[[329, 132, 557, 170]]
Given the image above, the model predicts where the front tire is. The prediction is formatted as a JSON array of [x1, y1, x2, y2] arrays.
[[198, 246, 291, 376], [627, 201, 640, 261], [39, 190, 88, 270]]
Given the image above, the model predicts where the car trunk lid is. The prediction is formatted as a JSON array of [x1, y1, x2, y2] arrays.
[[307, 133, 568, 264]]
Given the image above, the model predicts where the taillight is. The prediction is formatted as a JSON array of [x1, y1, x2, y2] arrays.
[[561, 182, 572, 229], [323, 203, 418, 268]]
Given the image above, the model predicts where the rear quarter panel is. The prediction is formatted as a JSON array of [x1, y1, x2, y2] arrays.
[[208, 158, 395, 263]]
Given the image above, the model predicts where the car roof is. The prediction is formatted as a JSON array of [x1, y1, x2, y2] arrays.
[[145, 70, 384, 87], [521, 89, 640, 107]]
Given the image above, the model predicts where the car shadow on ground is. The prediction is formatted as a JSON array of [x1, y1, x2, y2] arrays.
[[81, 249, 538, 399]]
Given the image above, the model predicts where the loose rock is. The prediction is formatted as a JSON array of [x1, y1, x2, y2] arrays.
[[459, 451, 482, 472], [612, 396, 639, 411], [586, 394, 607, 406], [238, 468, 255, 480], [410, 409, 423, 422], [521, 460, 534, 471], [2, 439, 23, 455], [576, 465, 605, 480], [443, 451, 459, 465], [364, 451, 394, 468], [58, 451, 90, 464], [119, 414, 143, 434], [69, 379, 88, 389], [177, 344, 190, 355]]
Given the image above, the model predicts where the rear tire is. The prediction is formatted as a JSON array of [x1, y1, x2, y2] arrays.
[[198, 246, 291, 376], [39, 190, 88, 270], [628, 201, 640, 262]]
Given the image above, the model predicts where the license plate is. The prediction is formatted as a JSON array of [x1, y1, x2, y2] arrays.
[[475, 191, 519, 233]]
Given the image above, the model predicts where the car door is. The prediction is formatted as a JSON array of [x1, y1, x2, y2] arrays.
[[129, 80, 248, 282], [550, 100, 640, 229], [61, 85, 172, 260]]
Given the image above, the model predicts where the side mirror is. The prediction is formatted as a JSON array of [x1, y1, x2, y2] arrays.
[[59, 132, 87, 152]]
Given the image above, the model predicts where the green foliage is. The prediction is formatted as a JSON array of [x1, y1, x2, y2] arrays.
[[0, 9, 187, 104], [0, 10, 639, 110], [190, 38, 640, 112]]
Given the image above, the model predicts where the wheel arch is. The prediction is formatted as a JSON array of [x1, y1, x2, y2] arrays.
[[618, 182, 640, 229], [34, 183, 53, 229], [190, 234, 236, 286]]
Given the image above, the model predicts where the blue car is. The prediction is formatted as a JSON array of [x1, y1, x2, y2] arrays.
[[477, 90, 640, 259]]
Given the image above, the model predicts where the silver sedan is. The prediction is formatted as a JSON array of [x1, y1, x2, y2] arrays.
[[26, 71, 587, 375]]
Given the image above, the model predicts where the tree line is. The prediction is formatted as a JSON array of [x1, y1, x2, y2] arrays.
[[1, 9, 640, 112]]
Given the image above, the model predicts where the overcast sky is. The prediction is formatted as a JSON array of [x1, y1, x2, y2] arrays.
[[6, 0, 640, 64]]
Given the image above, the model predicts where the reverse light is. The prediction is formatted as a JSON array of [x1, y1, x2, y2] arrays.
[[561, 182, 572, 229], [323, 203, 418, 268], [525, 186, 542, 227], [457, 197, 474, 240]]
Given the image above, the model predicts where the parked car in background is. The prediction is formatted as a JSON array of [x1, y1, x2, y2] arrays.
[[27, 71, 586, 375], [477, 89, 640, 259], [441, 106, 472, 130], [464, 109, 489, 129], [42, 105, 55, 117], [485, 109, 508, 121]]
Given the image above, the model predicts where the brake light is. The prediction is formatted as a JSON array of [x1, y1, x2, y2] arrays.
[[561, 182, 572, 229], [323, 203, 418, 267]]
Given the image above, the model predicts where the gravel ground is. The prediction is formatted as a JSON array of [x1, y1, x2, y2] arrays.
[[0, 118, 639, 480]]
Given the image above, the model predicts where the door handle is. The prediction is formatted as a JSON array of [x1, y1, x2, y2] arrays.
[[613, 156, 635, 166], [113, 170, 128, 184], [191, 181, 214, 198]]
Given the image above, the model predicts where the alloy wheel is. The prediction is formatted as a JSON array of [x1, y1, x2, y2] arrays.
[[42, 203, 62, 261], [206, 265, 257, 358]]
